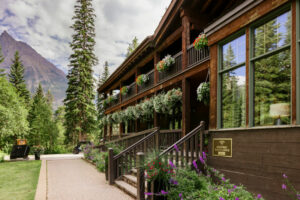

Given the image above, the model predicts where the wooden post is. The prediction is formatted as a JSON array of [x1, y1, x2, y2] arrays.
[[108, 148, 115, 185], [103, 125, 107, 143], [155, 130, 160, 151], [182, 78, 191, 137], [136, 152, 145, 200], [181, 14, 190, 70], [119, 122, 124, 138], [154, 52, 160, 84], [109, 125, 112, 141]]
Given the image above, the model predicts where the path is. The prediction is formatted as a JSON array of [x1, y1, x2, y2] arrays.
[[35, 155, 133, 200]]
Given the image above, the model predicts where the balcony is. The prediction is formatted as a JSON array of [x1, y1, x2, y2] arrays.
[[187, 45, 210, 68], [158, 52, 182, 82], [137, 69, 154, 93], [105, 46, 210, 111], [122, 82, 136, 102]]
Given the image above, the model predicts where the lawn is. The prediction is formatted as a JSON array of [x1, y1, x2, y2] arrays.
[[0, 161, 41, 200]]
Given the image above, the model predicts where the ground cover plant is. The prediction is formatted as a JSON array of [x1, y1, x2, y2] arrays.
[[0, 161, 41, 200]]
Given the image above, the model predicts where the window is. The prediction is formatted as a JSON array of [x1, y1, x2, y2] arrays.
[[219, 34, 246, 128], [251, 11, 291, 126]]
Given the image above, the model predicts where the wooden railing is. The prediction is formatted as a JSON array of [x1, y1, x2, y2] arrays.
[[158, 52, 182, 82], [108, 128, 182, 184], [187, 45, 210, 68], [159, 121, 205, 167], [122, 82, 136, 102], [138, 69, 155, 93]]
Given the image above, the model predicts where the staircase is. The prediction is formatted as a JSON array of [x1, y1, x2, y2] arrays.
[[106, 122, 206, 199], [115, 169, 140, 199]]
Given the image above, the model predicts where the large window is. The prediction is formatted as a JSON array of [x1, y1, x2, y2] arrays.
[[251, 11, 291, 126], [220, 34, 246, 128]]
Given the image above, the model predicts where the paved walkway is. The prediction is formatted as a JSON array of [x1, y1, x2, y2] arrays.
[[35, 156, 133, 200]]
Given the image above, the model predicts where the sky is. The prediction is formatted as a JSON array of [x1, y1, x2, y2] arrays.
[[0, 0, 172, 78]]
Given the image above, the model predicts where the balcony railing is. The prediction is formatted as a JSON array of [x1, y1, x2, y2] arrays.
[[158, 51, 182, 82], [137, 69, 154, 93], [106, 93, 120, 110], [122, 82, 136, 102], [187, 45, 210, 68]]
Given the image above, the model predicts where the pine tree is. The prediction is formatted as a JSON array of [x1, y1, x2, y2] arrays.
[[8, 51, 31, 105], [99, 61, 110, 86], [0, 44, 5, 77], [126, 37, 139, 57], [46, 90, 54, 108], [64, 0, 98, 144], [28, 83, 58, 150]]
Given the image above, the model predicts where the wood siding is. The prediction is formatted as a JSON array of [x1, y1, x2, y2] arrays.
[[208, 126, 300, 200]]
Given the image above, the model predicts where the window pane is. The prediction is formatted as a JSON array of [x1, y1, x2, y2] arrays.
[[222, 35, 246, 69], [254, 50, 291, 126], [254, 11, 291, 57], [222, 66, 246, 128]]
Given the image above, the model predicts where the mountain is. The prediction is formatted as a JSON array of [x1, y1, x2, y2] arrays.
[[0, 31, 67, 109]]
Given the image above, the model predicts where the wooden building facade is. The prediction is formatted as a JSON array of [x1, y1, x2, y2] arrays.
[[98, 0, 300, 199]]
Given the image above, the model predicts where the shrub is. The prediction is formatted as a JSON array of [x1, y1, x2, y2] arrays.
[[0, 151, 5, 162]]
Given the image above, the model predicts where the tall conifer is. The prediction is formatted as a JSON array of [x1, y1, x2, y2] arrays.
[[64, 0, 98, 144], [8, 51, 30, 105], [0, 44, 5, 77]]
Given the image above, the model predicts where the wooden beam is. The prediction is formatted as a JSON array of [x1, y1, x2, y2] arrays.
[[200, 0, 213, 13], [182, 15, 190, 70], [182, 78, 191, 136], [156, 27, 183, 51]]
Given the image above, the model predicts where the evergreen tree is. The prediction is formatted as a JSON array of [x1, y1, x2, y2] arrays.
[[46, 90, 54, 108], [28, 83, 58, 151], [99, 61, 110, 86], [8, 51, 30, 105], [0, 44, 5, 77], [64, 0, 98, 144], [126, 37, 139, 57]]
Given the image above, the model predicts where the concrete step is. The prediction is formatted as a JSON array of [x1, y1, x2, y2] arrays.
[[115, 180, 137, 199]]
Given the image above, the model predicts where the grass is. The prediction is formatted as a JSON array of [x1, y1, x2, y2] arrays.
[[0, 161, 41, 200]]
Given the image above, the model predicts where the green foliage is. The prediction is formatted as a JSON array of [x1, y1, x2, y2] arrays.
[[8, 51, 31, 106], [28, 84, 58, 152], [156, 55, 175, 72], [126, 37, 139, 57], [0, 151, 5, 162], [197, 82, 210, 105], [193, 33, 208, 50], [0, 44, 5, 77], [64, 0, 98, 144], [0, 77, 29, 149]]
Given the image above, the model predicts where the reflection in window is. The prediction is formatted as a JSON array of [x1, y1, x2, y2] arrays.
[[222, 35, 246, 69], [254, 11, 291, 57], [222, 67, 246, 128], [220, 34, 246, 128], [254, 50, 291, 126], [253, 10, 291, 126]]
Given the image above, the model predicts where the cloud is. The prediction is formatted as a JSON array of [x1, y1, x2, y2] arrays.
[[0, 0, 171, 78]]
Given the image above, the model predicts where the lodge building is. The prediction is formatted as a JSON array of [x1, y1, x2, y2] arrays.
[[98, 0, 300, 199]]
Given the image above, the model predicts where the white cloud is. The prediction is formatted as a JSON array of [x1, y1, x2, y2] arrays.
[[0, 0, 171, 77]]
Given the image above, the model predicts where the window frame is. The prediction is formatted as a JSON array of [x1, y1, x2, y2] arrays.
[[217, 30, 246, 129], [249, 4, 292, 127], [297, 0, 300, 125]]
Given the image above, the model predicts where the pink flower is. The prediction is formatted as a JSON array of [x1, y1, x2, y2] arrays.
[[257, 194, 262, 199], [174, 144, 179, 152], [199, 156, 205, 164], [283, 174, 288, 179], [192, 160, 198, 169], [161, 190, 168, 195], [202, 151, 207, 160]]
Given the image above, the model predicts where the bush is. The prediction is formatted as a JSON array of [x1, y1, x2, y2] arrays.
[[0, 151, 5, 162]]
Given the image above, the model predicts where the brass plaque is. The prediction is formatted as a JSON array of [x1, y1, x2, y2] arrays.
[[212, 138, 232, 157]]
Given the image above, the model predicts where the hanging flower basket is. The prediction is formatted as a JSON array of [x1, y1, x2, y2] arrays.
[[193, 33, 208, 50], [107, 95, 117, 104], [156, 55, 175, 72], [197, 82, 210, 105], [136, 74, 149, 86], [120, 86, 129, 96]]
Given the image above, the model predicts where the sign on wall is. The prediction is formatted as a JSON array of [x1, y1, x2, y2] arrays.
[[212, 138, 232, 157]]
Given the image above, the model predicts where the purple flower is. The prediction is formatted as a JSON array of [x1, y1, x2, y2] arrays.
[[192, 160, 198, 169], [282, 184, 287, 190], [174, 144, 179, 152], [220, 198, 225, 200], [283, 174, 288, 179], [222, 177, 226, 182], [233, 185, 237, 189], [161, 190, 168, 195], [228, 189, 231, 194], [144, 192, 153, 196], [202, 151, 207, 160], [169, 160, 176, 169], [257, 194, 262, 199], [199, 156, 205, 164], [169, 178, 178, 185], [235, 198, 239, 200]]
